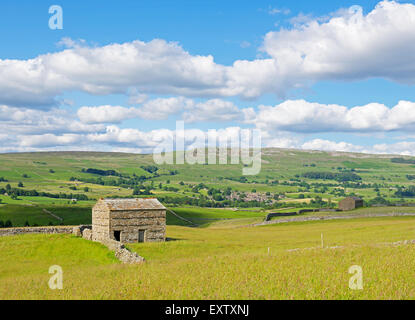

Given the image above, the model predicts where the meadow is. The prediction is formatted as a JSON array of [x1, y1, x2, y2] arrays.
[[2, 216, 415, 299], [1, 150, 415, 300]]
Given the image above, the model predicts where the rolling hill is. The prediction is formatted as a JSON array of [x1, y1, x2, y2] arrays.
[[0, 148, 415, 227]]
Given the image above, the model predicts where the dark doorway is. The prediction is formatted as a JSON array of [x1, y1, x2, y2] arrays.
[[138, 230, 145, 243], [114, 231, 121, 242]]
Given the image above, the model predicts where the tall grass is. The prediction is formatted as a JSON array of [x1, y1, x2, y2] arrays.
[[1, 217, 415, 299]]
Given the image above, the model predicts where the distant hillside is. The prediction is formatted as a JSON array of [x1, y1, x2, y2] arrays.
[[0, 148, 414, 217]]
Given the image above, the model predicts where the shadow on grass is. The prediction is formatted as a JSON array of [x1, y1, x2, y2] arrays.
[[166, 237, 186, 242]]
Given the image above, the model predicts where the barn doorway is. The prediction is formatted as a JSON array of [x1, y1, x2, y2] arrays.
[[138, 230, 146, 243], [114, 231, 121, 242]]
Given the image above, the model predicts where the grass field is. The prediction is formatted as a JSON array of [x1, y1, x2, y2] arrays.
[[1, 150, 415, 299], [1, 216, 415, 299], [0, 204, 92, 226]]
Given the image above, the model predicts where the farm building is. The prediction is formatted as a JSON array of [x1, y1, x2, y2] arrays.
[[92, 198, 166, 243], [339, 197, 363, 211]]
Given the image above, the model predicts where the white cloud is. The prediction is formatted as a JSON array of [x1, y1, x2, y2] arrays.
[[127, 89, 148, 105], [77, 105, 139, 124], [300, 138, 415, 156], [77, 97, 193, 123], [301, 139, 365, 153], [268, 7, 291, 15], [371, 141, 415, 156], [78, 97, 243, 123], [2, 1, 415, 107], [136, 97, 194, 120], [0, 105, 105, 135], [249, 100, 415, 134], [0, 39, 228, 107], [19, 133, 82, 148], [263, 1, 415, 91], [4, 117, 415, 157], [182, 99, 242, 123]]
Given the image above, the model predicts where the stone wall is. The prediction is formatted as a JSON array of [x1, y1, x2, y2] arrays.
[[93, 237, 145, 264], [265, 209, 342, 221], [0, 226, 74, 237], [109, 209, 166, 243], [265, 212, 298, 221], [72, 225, 92, 237], [92, 202, 110, 241], [259, 212, 415, 226]]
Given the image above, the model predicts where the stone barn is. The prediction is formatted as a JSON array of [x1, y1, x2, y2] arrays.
[[92, 198, 166, 243], [339, 197, 363, 211]]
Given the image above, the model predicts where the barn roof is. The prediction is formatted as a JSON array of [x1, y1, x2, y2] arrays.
[[98, 198, 166, 211]]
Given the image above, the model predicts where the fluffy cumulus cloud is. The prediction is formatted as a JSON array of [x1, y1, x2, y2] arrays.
[[77, 97, 193, 123], [4, 96, 415, 155], [299, 139, 415, 157], [262, 1, 415, 91], [2, 1, 415, 108], [371, 141, 415, 156], [11, 125, 255, 154], [301, 139, 365, 153], [135, 97, 194, 121], [0, 39, 227, 108], [249, 100, 415, 133], [5, 116, 415, 156], [0, 105, 105, 135], [77, 105, 140, 124], [77, 97, 244, 123], [19, 134, 83, 148], [182, 99, 242, 123]]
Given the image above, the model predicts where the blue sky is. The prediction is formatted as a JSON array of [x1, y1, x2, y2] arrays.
[[2, 0, 415, 155]]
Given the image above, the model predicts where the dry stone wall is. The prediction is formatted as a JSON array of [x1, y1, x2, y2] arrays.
[[82, 228, 92, 241], [97, 238, 145, 264], [109, 209, 166, 243], [259, 212, 415, 226], [0, 226, 74, 237]]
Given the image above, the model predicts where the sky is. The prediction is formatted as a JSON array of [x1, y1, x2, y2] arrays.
[[2, 0, 415, 155]]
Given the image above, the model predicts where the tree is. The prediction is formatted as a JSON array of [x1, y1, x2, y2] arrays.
[[18, 182, 24, 188], [133, 187, 140, 195], [24, 221, 30, 227], [0, 221, 4, 228], [83, 187, 89, 192], [4, 220, 12, 228]]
